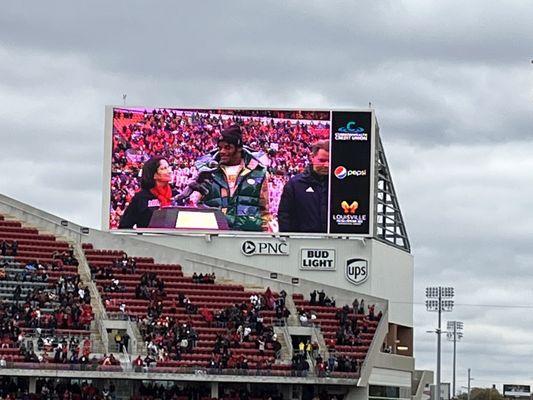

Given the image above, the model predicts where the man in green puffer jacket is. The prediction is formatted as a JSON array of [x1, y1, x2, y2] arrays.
[[194, 125, 272, 232]]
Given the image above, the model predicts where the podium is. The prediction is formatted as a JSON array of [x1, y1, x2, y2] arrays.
[[148, 206, 229, 231]]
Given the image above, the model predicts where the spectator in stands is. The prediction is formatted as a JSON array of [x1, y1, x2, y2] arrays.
[[119, 156, 178, 229], [291, 351, 310, 376], [10, 240, 18, 257], [278, 140, 329, 233], [310, 290, 317, 305], [0, 240, 7, 256], [191, 125, 273, 231]]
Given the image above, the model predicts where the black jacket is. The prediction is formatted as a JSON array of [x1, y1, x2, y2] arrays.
[[119, 189, 168, 229], [278, 167, 328, 233]]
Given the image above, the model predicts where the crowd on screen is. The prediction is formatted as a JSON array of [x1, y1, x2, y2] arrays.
[[109, 108, 330, 229]]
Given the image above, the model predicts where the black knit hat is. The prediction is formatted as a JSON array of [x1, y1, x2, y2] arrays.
[[219, 125, 243, 147]]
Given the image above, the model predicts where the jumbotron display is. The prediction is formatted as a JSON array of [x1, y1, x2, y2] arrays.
[[105, 107, 374, 235]]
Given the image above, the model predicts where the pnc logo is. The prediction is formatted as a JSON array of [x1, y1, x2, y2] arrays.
[[338, 121, 365, 133], [242, 241, 256, 255], [341, 201, 358, 214], [241, 240, 289, 256], [334, 166, 367, 179]]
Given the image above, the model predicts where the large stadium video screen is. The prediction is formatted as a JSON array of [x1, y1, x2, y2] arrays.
[[105, 107, 374, 236]]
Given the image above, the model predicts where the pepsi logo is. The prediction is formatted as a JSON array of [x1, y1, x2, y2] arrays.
[[334, 166, 367, 179], [334, 166, 347, 179]]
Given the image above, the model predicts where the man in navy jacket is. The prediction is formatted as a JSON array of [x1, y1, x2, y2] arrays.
[[278, 140, 329, 233]]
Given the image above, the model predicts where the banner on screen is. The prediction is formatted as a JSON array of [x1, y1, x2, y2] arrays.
[[105, 107, 374, 236]]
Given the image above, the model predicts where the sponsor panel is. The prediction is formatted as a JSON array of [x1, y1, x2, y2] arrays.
[[503, 385, 531, 398], [300, 248, 336, 270], [241, 240, 289, 256], [329, 111, 373, 235], [345, 258, 369, 285]]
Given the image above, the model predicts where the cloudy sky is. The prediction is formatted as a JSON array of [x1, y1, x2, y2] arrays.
[[1, 0, 533, 390]]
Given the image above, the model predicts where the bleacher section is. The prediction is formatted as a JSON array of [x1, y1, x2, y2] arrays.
[[292, 293, 379, 374], [0, 215, 96, 368], [83, 243, 292, 374], [0, 212, 384, 389]]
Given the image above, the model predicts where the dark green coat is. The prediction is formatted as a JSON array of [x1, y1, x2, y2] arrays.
[[197, 149, 268, 231]]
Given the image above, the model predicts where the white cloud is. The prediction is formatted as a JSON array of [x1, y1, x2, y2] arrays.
[[1, 0, 533, 387]]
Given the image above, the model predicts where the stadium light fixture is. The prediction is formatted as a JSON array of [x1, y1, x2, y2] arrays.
[[426, 286, 455, 400], [447, 321, 464, 399]]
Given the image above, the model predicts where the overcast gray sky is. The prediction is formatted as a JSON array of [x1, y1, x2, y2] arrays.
[[1, 0, 533, 389]]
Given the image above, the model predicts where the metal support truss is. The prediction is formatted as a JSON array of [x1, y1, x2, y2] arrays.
[[375, 130, 411, 252]]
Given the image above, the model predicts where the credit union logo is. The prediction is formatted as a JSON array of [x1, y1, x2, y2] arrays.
[[338, 122, 365, 133], [335, 121, 368, 141]]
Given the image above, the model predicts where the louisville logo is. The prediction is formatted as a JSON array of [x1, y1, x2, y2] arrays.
[[341, 201, 358, 214]]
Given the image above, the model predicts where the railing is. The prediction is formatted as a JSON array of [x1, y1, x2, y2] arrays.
[[281, 323, 294, 356], [73, 243, 107, 320], [107, 312, 130, 321], [126, 318, 141, 356], [121, 344, 132, 370], [95, 318, 109, 354], [310, 323, 329, 361], [0, 361, 359, 380], [135, 365, 308, 378], [357, 307, 389, 387], [1, 362, 122, 372]]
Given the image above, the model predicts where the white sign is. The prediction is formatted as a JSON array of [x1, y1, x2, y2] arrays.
[[300, 249, 336, 270], [241, 240, 289, 256], [345, 258, 369, 285]]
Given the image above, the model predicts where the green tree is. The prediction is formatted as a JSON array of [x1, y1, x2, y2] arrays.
[[457, 388, 503, 400]]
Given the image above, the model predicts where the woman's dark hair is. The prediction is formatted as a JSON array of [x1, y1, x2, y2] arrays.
[[140, 156, 166, 190]]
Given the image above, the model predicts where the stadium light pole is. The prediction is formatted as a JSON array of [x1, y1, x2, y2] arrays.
[[447, 321, 464, 399], [467, 368, 473, 400], [426, 287, 455, 400]]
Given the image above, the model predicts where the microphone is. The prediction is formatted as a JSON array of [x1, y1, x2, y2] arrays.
[[174, 160, 218, 203]]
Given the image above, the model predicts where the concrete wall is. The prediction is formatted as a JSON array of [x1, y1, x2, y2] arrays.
[[134, 233, 413, 326], [0, 192, 413, 326]]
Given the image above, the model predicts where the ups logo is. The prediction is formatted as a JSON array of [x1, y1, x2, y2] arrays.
[[345, 258, 369, 285]]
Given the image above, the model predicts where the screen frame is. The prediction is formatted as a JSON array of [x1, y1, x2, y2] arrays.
[[102, 105, 376, 238]]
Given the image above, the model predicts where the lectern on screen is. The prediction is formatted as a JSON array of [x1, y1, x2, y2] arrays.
[[147, 207, 229, 231]]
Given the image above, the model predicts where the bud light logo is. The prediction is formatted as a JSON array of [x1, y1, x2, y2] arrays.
[[334, 166, 347, 179], [345, 258, 369, 285]]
